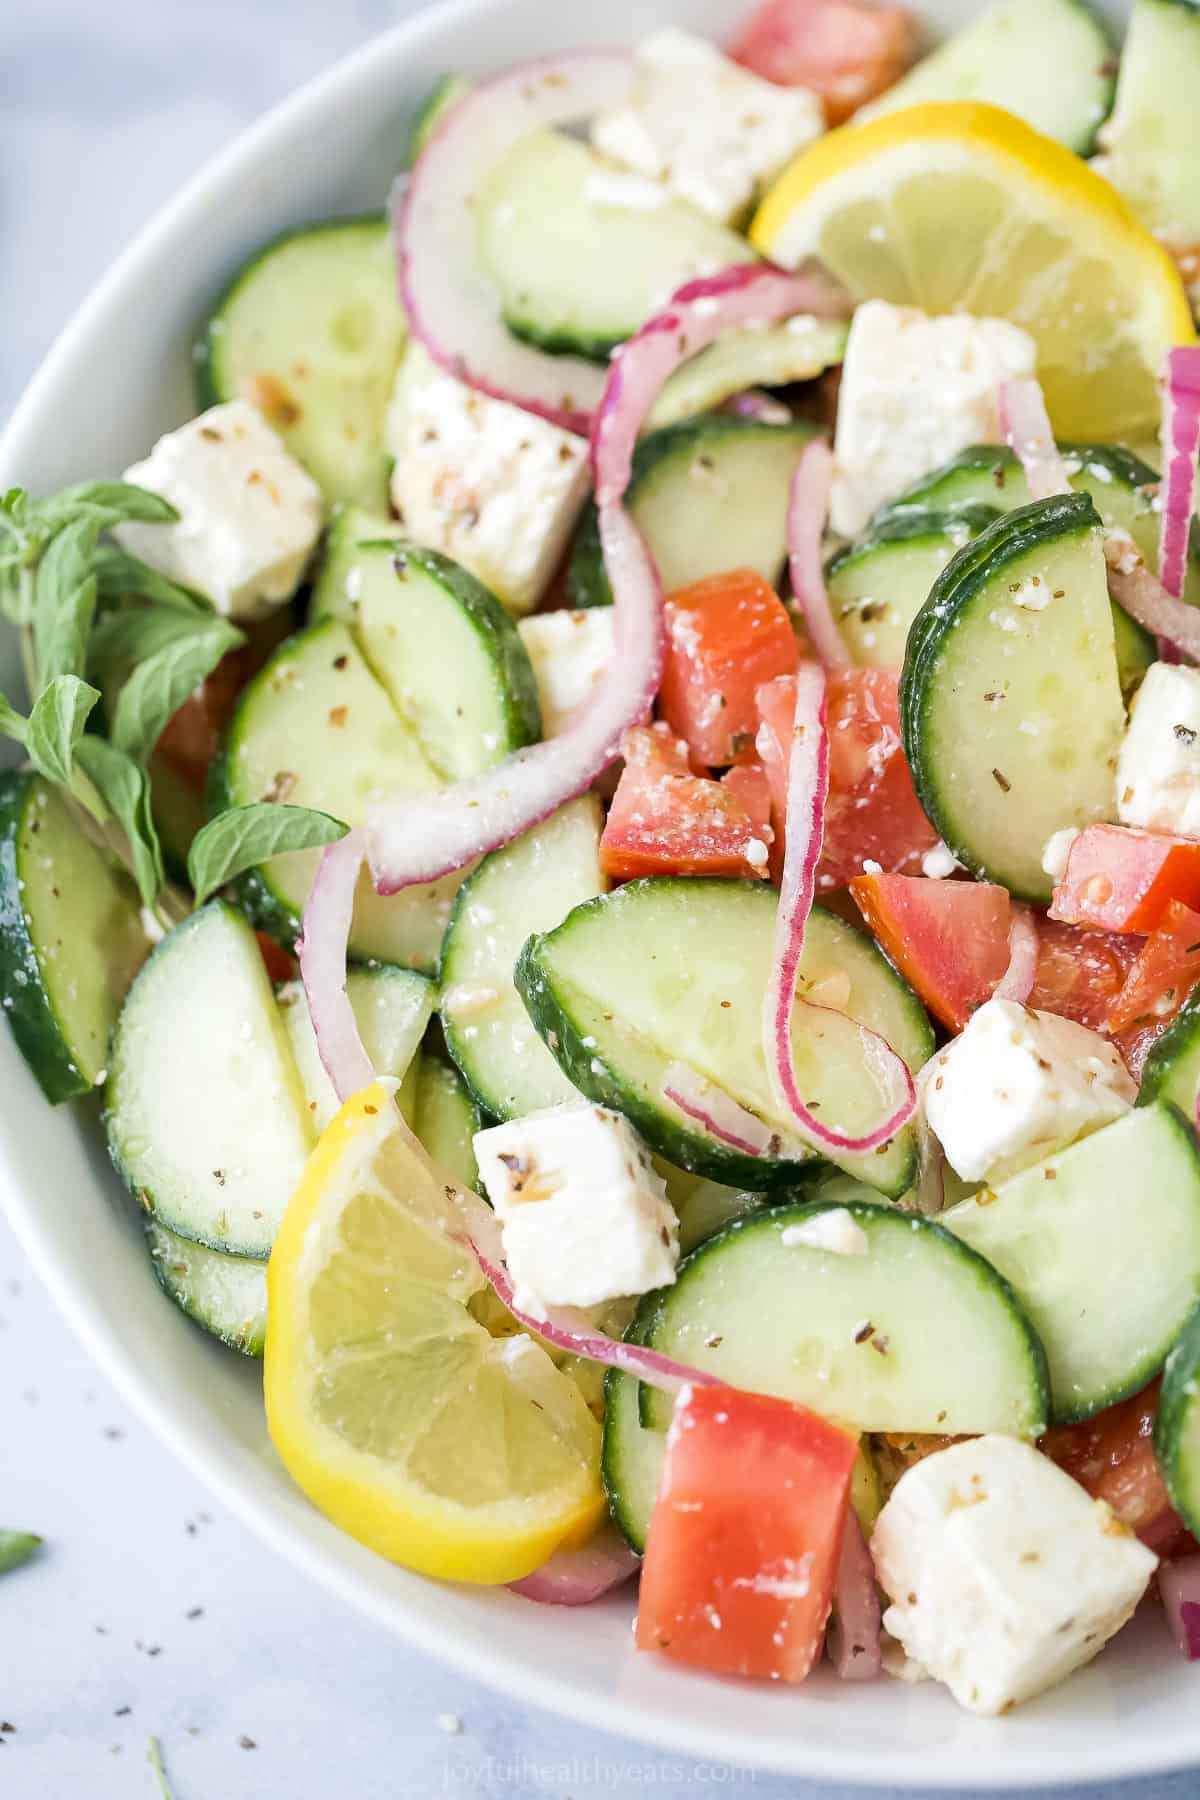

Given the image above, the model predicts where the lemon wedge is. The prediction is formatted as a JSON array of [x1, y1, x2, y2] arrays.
[[265, 1082, 603, 1583], [751, 102, 1194, 444]]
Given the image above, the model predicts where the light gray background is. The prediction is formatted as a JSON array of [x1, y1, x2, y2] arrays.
[[0, 4, 1197, 1796]]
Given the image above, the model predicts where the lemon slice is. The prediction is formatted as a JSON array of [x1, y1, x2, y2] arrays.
[[265, 1082, 603, 1583], [751, 102, 1194, 444]]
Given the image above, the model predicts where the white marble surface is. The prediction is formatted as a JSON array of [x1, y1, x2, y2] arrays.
[[1, 3, 1199, 1796]]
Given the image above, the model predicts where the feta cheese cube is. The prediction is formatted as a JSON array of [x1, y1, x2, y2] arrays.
[[1041, 826, 1079, 883], [115, 400, 322, 618], [922, 996, 1136, 1185], [779, 1207, 869, 1254], [1116, 660, 1200, 837], [591, 27, 823, 225], [517, 610, 615, 736], [473, 1101, 679, 1317], [831, 302, 1037, 536], [385, 345, 590, 618], [871, 1435, 1157, 1716]]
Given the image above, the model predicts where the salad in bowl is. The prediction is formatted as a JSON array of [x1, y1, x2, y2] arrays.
[[5, 0, 1200, 1726]]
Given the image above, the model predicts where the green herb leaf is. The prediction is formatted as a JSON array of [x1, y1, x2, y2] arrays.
[[37, 481, 178, 532], [146, 1735, 176, 1800], [26, 676, 100, 787], [188, 804, 349, 908], [74, 737, 164, 909], [33, 516, 100, 690], [111, 619, 243, 764], [92, 545, 209, 613], [0, 1531, 42, 1575], [0, 692, 28, 746]]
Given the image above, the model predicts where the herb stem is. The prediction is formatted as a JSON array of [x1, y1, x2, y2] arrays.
[[146, 1735, 176, 1800]]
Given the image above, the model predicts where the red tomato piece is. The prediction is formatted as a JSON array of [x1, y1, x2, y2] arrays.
[[1049, 824, 1200, 935], [599, 725, 774, 881], [1105, 900, 1200, 1052], [757, 669, 938, 892], [730, 0, 916, 124], [849, 872, 1011, 1031], [1041, 1382, 1193, 1560], [1028, 918, 1143, 1034], [657, 569, 799, 769], [256, 932, 297, 985], [636, 1385, 859, 1682], [157, 610, 293, 789]]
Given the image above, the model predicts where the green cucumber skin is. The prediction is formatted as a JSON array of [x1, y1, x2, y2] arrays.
[[146, 1221, 267, 1357], [403, 74, 472, 166], [1139, 987, 1200, 1114], [1154, 1298, 1200, 1538], [900, 491, 1107, 898], [825, 504, 1003, 579], [601, 1312, 665, 1553], [0, 772, 87, 1103], [505, 314, 626, 366], [567, 415, 816, 609], [385, 541, 543, 754]]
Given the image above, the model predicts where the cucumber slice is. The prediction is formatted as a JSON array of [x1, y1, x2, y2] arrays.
[[900, 494, 1126, 902], [515, 879, 934, 1196], [405, 73, 472, 165], [278, 966, 433, 1135], [0, 772, 150, 1103], [217, 617, 459, 972], [672, 1175, 766, 1254], [1137, 986, 1200, 1124], [942, 1104, 1200, 1424], [309, 504, 403, 624], [856, 0, 1115, 153], [648, 319, 848, 431], [568, 416, 816, 608], [601, 1316, 667, 1553], [414, 1051, 482, 1190], [1153, 1299, 1200, 1539], [476, 130, 752, 361], [827, 507, 1000, 669], [1097, 0, 1200, 299], [879, 442, 1200, 609], [357, 543, 541, 782], [106, 902, 314, 1256], [146, 1219, 268, 1356], [635, 1196, 1048, 1438], [440, 797, 605, 1120], [195, 216, 407, 512]]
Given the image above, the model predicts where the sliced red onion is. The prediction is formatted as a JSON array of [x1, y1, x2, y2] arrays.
[[662, 1061, 805, 1159], [1158, 1555, 1200, 1659], [992, 903, 1039, 1005], [998, 379, 1071, 501], [827, 1509, 882, 1681], [764, 663, 916, 1153], [395, 53, 634, 433], [788, 439, 850, 669], [366, 502, 663, 891], [591, 263, 848, 506], [1159, 347, 1200, 601], [509, 1523, 641, 1606], [297, 829, 376, 1104], [721, 388, 794, 425], [1105, 541, 1200, 664]]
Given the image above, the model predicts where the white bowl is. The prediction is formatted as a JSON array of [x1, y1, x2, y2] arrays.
[[1, 0, 1191, 1784]]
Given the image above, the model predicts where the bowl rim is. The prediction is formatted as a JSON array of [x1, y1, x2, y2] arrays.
[[3, 0, 1200, 1785]]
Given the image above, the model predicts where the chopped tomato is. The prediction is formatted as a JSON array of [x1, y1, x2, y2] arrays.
[[636, 1385, 859, 1681], [599, 724, 774, 881], [1041, 1381, 1193, 1560], [757, 669, 938, 892], [1104, 902, 1200, 1081], [657, 569, 798, 768], [850, 873, 1011, 1031], [256, 931, 298, 985], [1049, 824, 1200, 934], [1029, 918, 1143, 1034], [730, 0, 916, 124]]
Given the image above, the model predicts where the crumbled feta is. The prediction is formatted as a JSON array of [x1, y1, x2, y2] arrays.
[[1041, 827, 1080, 883], [473, 1102, 679, 1317], [517, 609, 615, 736], [830, 303, 1037, 536], [1116, 660, 1200, 838], [115, 400, 322, 618], [591, 27, 823, 224], [780, 1208, 869, 1255], [385, 345, 590, 617], [921, 840, 962, 880], [871, 1435, 1156, 1716], [922, 997, 1136, 1185]]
